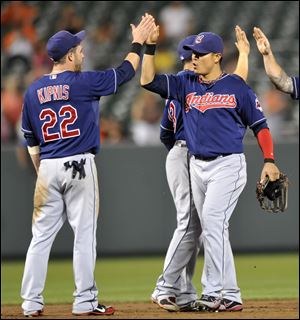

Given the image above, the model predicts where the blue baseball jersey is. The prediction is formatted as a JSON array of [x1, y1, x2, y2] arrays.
[[144, 73, 268, 157], [160, 70, 194, 150], [160, 99, 184, 150], [22, 61, 135, 159], [291, 76, 299, 100]]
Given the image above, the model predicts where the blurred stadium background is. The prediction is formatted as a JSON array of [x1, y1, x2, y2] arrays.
[[1, 0, 299, 310], [1, 1, 299, 147]]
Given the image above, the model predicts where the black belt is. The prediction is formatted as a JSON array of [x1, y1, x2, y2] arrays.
[[81, 149, 95, 155], [194, 153, 232, 162]]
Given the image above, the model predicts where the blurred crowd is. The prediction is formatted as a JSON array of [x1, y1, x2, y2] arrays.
[[1, 1, 299, 160]]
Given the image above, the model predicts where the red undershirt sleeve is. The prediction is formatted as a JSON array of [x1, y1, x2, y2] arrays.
[[256, 128, 275, 162]]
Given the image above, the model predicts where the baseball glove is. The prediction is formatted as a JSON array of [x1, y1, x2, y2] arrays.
[[256, 173, 289, 213]]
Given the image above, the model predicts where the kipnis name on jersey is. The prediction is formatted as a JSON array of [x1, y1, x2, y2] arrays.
[[37, 85, 70, 104], [185, 92, 237, 113]]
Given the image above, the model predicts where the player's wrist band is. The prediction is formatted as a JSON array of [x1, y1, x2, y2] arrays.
[[131, 42, 143, 56], [145, 44, 156, 55], [264, 158, 275, 163]]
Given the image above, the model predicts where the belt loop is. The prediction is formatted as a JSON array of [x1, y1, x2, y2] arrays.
[[175, 140, 187, 147]]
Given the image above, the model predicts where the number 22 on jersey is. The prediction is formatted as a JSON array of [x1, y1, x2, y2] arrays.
[[39, 105, 80, 142]]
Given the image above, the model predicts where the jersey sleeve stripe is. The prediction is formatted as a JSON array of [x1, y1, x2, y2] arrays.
[[113, 68, 117, 94], [292, 76, 298, 98], [21, 127, 33, 133], [164, 74, 170, 98], [160, 124, 173, 131], [249, 118, 266, 128]]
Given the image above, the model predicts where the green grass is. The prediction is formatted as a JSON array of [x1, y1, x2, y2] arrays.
[[1, 253, 298, 305]]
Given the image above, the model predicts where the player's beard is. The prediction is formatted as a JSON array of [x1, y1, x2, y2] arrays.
[[74, 56, 82, 72]]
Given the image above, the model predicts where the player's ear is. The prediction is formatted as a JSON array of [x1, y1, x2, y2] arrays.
[[67, 51, 73, 62], [214, 53, 222, 63], [67, 48, 76, 62]]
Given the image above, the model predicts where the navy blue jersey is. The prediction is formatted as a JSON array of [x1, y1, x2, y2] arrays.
[[22, 61, 134, 159], [160, 99, 184, 150], [291, 76, 299, 100], [144, 73, 268, 157], [160, 70, 194, 150]]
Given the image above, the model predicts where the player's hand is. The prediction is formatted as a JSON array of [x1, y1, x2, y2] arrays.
[[235, 25, 250, 55], [131, 13, 155, 45], [146, 22, 160, 44], [253, 27, 271, 55], [260, 162, 280, 183]]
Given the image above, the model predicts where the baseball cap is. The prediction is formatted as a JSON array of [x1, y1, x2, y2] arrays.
[[183, 32, 224, 55], [47, 30, 86, 61], [177, 35, 197, 61]]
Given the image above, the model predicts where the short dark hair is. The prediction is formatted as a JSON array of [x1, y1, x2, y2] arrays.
[[182, 57, 192, 67], [54, 46, 77, 65]]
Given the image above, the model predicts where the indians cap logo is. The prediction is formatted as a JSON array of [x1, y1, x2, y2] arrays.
[[195, 34, 204, 44]]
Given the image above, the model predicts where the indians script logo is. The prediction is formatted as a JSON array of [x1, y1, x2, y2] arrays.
[[185, 92, 237, 113], [195, 34, 204, 44]]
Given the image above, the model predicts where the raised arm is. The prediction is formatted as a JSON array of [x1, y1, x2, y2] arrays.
[[140, 19, 160, 86], [253, 27, 293, 93], [233, 25, 250, 82], [125, 14, 155, 71], [140, 17, 182, 100]]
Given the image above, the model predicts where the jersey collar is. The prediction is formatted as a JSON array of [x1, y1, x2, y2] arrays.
[[198, 72, 227, 85]]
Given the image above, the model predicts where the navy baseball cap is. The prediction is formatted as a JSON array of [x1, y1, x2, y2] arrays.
[[177, 35, 197, 61], [183, 32, 224, 55], [47, 30, 86, 61]]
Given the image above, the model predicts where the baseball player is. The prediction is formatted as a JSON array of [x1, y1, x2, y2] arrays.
[[151, 27, 250, 312], [253, 27, 299, 100], [20, 14, 154, 317], [151, 35, 202, 312], [141, 18, 280, 312]]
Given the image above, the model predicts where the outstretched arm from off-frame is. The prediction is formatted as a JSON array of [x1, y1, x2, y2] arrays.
[[253, 27, 293, 93]]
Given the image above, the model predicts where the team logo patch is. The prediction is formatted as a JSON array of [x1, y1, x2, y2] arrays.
[[195, 34, 204, 44], [255, 98, 263, 112], [185, 92, 237, 113]]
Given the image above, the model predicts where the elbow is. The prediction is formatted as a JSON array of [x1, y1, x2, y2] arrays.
[[140, 77, 154, 87], [140, 72, 156, 87]]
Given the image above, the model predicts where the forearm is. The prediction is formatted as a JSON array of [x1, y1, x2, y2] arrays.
[[125, 53, 140, 72], [256, 128, 281, 182], [141, 53, 156, 86], [263, 52, 293, 93], [31, 154, 40, 174], [124, 43, 143, 72], [256, 128, 274, 162], [27, 146, 40, 174], [233, 52, 248, 82]]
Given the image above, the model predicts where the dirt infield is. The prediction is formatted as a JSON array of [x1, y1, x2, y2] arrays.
[[1, 299, 298, 319]]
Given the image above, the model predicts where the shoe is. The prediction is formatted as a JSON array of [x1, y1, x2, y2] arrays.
[[73, 304, 115, 316], [219, 298, 243, 312], [198, 294, 221, 310], [24, 309, 44, 317], [179, 300, 203, 312], [151, 296, 180, 312]]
